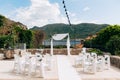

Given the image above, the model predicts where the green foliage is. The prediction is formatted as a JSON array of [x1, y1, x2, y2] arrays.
[[30, 23, 108, 39], [0, 25, 33, 48], [94, 25, 120, 46], [115, 50, 120, 56], [85, 25, 120, 55], [0, 36, 8, 48], [53, 45, 67, 48], [106, 35, 120, 55], [88, 48, 103, 55], [31, 30, 45, 48], [0, 14, 45, 49], [0, 35, 13, 48], [18, 29, 32, 48], [0, 15, 5, 26], [24, 30, 32, 48]]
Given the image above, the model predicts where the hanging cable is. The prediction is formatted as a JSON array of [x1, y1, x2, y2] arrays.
[[62, 0, 71, 26], [62, 0, 76, 47]]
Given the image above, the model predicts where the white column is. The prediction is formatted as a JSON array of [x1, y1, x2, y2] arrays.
[[67, 34, 70, 55], [50, 38, 53, 56]]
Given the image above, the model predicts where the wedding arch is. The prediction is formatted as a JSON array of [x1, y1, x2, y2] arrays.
[[50, 33, 70, 55]]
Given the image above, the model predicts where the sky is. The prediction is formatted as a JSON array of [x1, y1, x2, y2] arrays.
[[0, 0, 120, 28]]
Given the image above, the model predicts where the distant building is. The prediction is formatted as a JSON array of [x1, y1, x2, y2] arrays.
[[85, 34, 97, 40]]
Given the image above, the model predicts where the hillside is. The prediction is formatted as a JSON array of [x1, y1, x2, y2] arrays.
[[0, 14, 27, 35], [30, 23, 109, 39]]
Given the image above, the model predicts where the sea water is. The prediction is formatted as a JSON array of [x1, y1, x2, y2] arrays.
[[43, 40, 80, 46]]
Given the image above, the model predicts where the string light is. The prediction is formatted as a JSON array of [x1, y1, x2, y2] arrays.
[[62, 0, 76, 47], [62, 0, 71, 26]]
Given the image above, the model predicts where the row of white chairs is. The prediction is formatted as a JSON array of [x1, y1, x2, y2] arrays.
[[75, 48, 110, 74], [13, 49, 52, 78]]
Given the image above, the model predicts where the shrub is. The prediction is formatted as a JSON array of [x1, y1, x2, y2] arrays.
[[85, 25, 120, 55], [88, 48, 103, 55], [106, 35, 120, 55]]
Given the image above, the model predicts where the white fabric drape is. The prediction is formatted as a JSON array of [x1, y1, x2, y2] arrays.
[[52, 34, 68, 40], [50, 33, 71, 56]]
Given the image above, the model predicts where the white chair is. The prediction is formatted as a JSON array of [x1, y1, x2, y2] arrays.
[[45, 53, 52, 70], [81, 47, 86, 54], [75, 53, 84, 67], [28, 57, 37, 76], [20, 49, 26, 56], [13, 54, 21, 74], [104, 55, 110, 70], [91, 52, 97, 59], [21, 52, 31, 74], [14, 49, 20, 55], [91, 52, 98, 63], [96, 56, 104, 71], [83, 57, 96, 74], [0, 54, 4, 60], [29, 53, 45, 77], [84, 53, 91, 61], [40, 49, 44, 54]]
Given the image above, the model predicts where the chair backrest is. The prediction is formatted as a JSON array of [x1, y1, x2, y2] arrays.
[[91, 52, 97, 60], [104, 55, 110, 62], [83, 55, 96, 74], [78, 53, 83, 57], [84, 53, 91, 61], [104, 55, 110, 69], [40, 49, 44, 54], [81, 47, 86, 54], [85, 53, 91, 58], [14, 54, 20, 62], [20, 50, 26, 56], [97, 56, 105, 70], [14, 49, 20, 55], [45, 53, 51, 63], [35, 53, 42, 62]]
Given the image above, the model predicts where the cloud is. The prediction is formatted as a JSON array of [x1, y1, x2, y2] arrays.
[[83, 7, 90, 11], [12, 0, 67, 28], [67, 12, 82, 24], [7, 0, 93, 28]]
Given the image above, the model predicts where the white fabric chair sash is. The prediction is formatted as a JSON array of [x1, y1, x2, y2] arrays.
[[104, 55, 110, 70], [14, 52, 45, 77], [96, 56, 104, 71], [13, 54, 21, 74], [83, 57, 96, 74]]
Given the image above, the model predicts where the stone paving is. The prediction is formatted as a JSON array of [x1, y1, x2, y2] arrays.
[[0, 55, 120, 80]]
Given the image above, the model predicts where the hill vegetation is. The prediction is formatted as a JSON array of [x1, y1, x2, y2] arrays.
[[84, 25, 120, 55], [0, 15, 45, 48], [30, 23, 109, 39]]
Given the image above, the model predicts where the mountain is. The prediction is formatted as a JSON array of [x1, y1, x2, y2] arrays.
[[0, 14, 27, 35], [30, 23, 109, 39]]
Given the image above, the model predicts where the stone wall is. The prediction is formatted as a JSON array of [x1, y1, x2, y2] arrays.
[[0, 49, 14, 59], [0, 48, 82, 59], [110, 56, 120, 69], [28, 48, 82, 55]]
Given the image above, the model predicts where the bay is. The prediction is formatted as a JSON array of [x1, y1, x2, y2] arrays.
[[43, 40, 81, 46]]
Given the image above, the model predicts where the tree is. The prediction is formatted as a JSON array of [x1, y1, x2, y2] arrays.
[[106, 35, 120, 55], [84, 25, 120, 55], [24, 30, 32, 48], [32, 30, 45, 48], [0, 35, 13, 48], [18, 29, 32, 48], [0, 15, 5, 26], [95, 25, 120, 46]]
